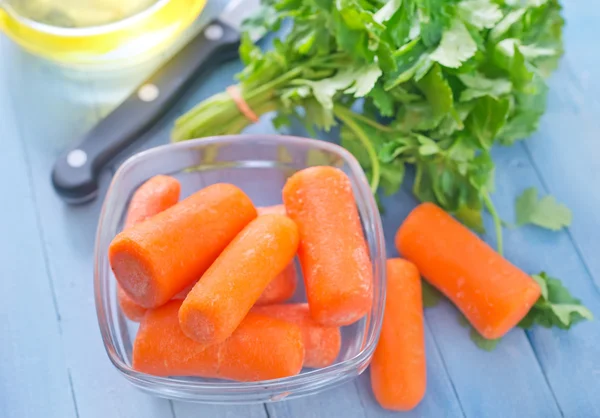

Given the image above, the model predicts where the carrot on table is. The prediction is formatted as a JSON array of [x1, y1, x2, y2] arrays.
[[117, 175, 181, 321], [282, 166, 373, 327], [255, 263, 298, 306], [253, 303, 341, 368], [179, 214, 299, 344], [396, 203, 541, 340], [133, 301, 304, 381], [371, 259, 426, 411], [109, 183, 257, 309]]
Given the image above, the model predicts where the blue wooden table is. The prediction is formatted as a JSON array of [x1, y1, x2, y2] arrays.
[[1, 1, 599, 417]]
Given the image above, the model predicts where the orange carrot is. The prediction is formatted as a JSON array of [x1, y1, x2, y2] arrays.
[[123, 175, 181, 229], [253, 303, 341, 368], [109, 183, 257, 308], [117, 175, 181, 321], [257, 204, 286, 216], [133, 301, 304, 381], [255, 263, 298, 306], [371, 259, 426, 411], [282, 166, 373, 326], [255, 206, 296, 305], [396, 203, 541, 339], [179, 214, 299, 344], [117, 286, 148, 322]]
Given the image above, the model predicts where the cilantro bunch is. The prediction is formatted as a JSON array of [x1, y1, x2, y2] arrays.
[[173, 0, 564, 250]]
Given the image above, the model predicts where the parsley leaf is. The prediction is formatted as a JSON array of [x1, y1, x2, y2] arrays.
[[515, 187, 572, 230], [457, 0, 503, 30], [458, 73, 513, 102], [430, 18, 477, 68], [519, 273, 593, 329], [457, 312, 501, 351]]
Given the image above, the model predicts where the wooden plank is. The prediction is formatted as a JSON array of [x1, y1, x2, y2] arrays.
[[0, 39, 175, 418], [485, 142, 600, 417], [0, 38, 77, 418]]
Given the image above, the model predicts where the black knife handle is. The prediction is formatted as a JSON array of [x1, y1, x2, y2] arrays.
[[51, 20, 241, 203]]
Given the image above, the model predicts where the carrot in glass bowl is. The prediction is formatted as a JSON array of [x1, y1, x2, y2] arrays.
[[179, 214, 299, 344], [109, 183, 257, 308], [133, 301, 304, 381], [283, 166, 373, 327]]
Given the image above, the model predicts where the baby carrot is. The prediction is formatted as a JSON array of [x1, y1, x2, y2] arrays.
[[255, 263, 298, 306], [253, 303, 341, 368], [255, 206, 296, 305], [123, 175, 181, 229], [133, 301, 304, 381], [257, 204, 286, 216], [282, 166, 373, 326], [179, 214, 299, 344], [118, 175, 181, 321], [109, 183, 257, 308], [117, 286, 148, 322], [396, 203, 541, 340], [371, 259, 426, 411]]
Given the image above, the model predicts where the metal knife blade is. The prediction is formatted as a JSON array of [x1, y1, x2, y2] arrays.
[[51, 0, 264, 204]]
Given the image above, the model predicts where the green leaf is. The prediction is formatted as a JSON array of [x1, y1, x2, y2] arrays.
[[416, 0, 450, 47], [490, 8, 526, 42], [457, 312, 501, 350], [515, 187, 572, 230], [457, 0, 503, 30], [422, 280, 443, 308], [417, 64, 456, 120], [430, 19, 477, 69], [385, 41, 431, 90], [470, 328, 501, 351], [379, 159, 406, 195], [345, 64, 382, 97], [458, 73, 513, 102], [308, 68, 357, 110], [493, 40, 534, 90], [416, 134, 440, 156], [306, 149, 334, 167], [455, 204, 485, 233], [465, 97, 510, 149], [519, 272, 594, 330], [368, 84, 395, 117], [374, 0, 402, 23]]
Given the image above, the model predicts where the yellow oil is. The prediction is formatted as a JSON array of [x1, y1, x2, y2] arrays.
[[0, 0, 207, 67]]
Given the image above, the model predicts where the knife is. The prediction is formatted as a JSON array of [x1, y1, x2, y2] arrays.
[[51, 0, 262, 204]]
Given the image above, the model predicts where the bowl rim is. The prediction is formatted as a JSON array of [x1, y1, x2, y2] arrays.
[[94, 134, 387, 395]]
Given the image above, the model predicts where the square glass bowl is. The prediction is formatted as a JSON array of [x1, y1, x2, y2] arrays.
[[94, 135, 386, 403]]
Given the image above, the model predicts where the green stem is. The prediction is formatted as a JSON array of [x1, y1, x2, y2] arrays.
[[483, 193, 504, 256], [349, 112, 396, 133], [333, 105, 380, 193]]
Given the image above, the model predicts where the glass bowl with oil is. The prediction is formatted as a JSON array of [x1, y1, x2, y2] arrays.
[[0, 0, 207, 68]]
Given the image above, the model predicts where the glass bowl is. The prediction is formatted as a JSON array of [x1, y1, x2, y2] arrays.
[[94, 135, 386, 403]]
